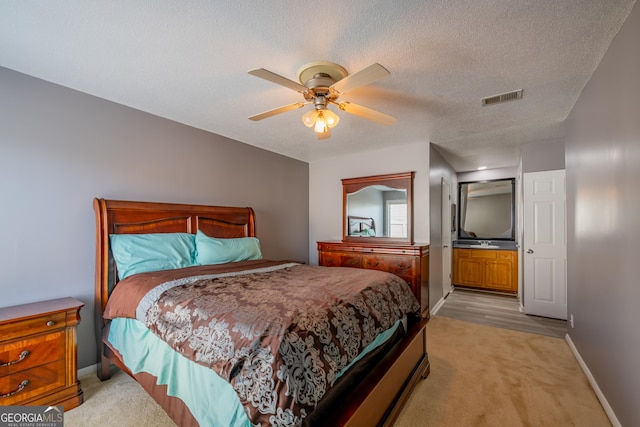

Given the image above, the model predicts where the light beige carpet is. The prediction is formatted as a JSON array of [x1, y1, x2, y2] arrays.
[[395, 316, 609, 427], [66, 316, 610, 426], [65, 367, 175, 427]]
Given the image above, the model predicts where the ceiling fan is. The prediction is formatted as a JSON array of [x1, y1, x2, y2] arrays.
[[248, 61, 396, 140]]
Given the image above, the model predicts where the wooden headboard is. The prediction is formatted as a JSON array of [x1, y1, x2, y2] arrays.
[[93, 198, 255, 375]]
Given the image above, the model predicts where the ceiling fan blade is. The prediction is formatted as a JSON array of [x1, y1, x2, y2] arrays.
[[248, 68, 309, 93], [336, 101, 396, 126], [330, 63, 390, 95], [248, 102, 307, 121]]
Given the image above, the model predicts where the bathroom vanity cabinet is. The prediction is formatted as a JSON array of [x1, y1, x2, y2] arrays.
[[453, 248, 518, 293]]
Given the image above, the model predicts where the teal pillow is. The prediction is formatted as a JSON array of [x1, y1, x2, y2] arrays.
[[195, 230, 262, 265], [110, 233, 196, 279]]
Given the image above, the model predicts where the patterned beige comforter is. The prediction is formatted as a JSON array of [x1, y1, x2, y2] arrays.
[[104, 260, 420, 426]]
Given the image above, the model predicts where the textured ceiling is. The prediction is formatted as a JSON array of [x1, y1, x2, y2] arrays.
[[0, 1, 635, 171]]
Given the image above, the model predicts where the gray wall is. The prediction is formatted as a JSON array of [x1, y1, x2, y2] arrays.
[[521, 139, 565, 173], [0, 67, 309, 369], [564, 3, 639, 425], [428, 145, 457, 309]]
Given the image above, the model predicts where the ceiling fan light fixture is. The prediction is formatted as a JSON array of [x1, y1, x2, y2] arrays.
[[322, 109, 340, 128], [302, 109, 320, 128], [315, 118, 328, 134], [302, 108, 340, 137]]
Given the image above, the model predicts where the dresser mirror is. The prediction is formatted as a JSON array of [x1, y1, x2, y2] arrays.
[[342, 172, 414, 244], [458, 178, 515, 240]]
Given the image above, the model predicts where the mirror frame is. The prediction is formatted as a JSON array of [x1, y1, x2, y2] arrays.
[[457, 178, 516, 241], [342, 172, 414, 244]]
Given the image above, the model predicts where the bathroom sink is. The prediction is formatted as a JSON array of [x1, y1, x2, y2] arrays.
[[470, 245, 501, 249]]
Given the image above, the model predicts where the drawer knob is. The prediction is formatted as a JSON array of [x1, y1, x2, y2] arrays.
[[0, 379, 29, 399], [47, 320, 56, 327], [0, 350, 30, 367]]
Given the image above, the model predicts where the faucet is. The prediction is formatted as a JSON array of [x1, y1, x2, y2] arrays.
[[480, 240, 492, 247]]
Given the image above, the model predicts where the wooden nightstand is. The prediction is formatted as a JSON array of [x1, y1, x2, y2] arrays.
[[0, 297, 84, 410]]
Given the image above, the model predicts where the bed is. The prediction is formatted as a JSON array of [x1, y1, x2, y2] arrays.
[[94, 198, 430, 426], [347, 215, 376, 237]]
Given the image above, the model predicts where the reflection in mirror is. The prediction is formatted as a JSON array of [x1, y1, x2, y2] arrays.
[[458, 178, 515, 240], [342, 172, 414, 243], [347, 186, 407, 238]]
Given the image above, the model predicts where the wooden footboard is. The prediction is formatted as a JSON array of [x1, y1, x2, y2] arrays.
[[328, 318, 429, 427]]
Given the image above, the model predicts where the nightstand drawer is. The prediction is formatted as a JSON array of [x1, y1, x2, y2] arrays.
[[0, 297, 83, 410], [0, 331, 65, 377], [0, 359, 65, 405], [0, 312, 67, 342]]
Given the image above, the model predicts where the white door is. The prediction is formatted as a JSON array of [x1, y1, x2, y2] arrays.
[[523, 170, 567, 320], [441, 178, 452, 298]]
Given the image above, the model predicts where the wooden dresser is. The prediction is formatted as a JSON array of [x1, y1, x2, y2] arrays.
[[0, 297, 84, 409], [317, 241, 430, 317]]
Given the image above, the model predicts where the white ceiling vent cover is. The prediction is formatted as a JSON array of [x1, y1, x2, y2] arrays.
[[482, 89, 523, 106]]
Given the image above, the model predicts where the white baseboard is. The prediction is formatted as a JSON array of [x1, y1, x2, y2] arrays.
[[431, 296, 446, 315], [565, 334, 621, 427], [78, 363, 97, 379]]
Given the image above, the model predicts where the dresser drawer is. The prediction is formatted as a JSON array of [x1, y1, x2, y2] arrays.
[[0, 359, 65, 405], [320, 252, 361, 268], [319, 243, 360, 252], [0, 312, 67, 342], [0, 331, 65, 377], [362, 255, 416, 284]]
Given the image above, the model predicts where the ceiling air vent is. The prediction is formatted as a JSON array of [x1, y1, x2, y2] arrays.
[[481, 89, 523, 106]]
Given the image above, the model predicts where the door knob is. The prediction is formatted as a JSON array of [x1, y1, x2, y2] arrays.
[[527, 249, 534, 254], [443, 245, 449, 248]]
